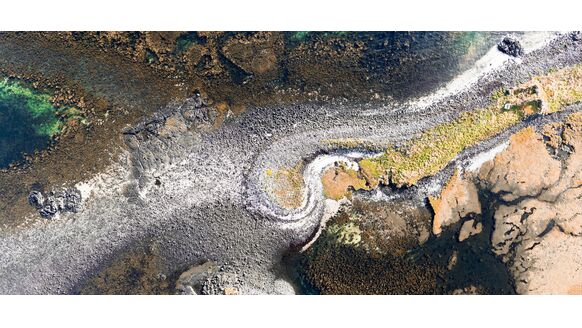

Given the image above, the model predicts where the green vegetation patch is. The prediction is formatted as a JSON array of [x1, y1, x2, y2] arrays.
[[0, 78, 81, 167], [358, 64, 582, 187], [327, 221, 362, 246]]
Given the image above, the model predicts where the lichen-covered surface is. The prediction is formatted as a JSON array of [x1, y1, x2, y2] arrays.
[[0, 32, 581, 294]]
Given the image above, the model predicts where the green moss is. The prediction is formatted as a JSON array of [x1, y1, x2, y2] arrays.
[[175, 32, 203, 54]]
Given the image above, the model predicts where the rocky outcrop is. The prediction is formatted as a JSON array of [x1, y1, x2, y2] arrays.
[[497, 35, 524, 57], [122, 93, 221, 191], [458, 219, 483, 242], [424, 114, 582, 294], [429, 170, 481, 235], [175, 261, 243, 295], [477, 127, 561, 201], [28, 188, 82, 219], [221, 32, 283, 79], [175, 261, 218, 295], [481, 117, 582, 294], [321, 164, 369, 200]]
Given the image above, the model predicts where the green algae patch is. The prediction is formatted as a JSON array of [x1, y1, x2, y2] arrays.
[[327, 222, 362, 246], [361, 107, 524, 186], [0, 79, 62, 137], [359, 64, 582, 187], [0, 78, 80, 167]]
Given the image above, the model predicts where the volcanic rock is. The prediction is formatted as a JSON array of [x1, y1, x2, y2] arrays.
[[28, 188, 83, 219], [497, 35, 524, 57], [478, 127, 561, 201], [28, 191, 45, 209]]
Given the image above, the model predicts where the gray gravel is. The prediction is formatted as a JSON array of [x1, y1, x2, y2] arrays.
[[0, 32, 581, 294]]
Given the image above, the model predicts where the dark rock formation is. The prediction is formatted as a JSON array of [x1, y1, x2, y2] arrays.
[[64, 188, 82, 213], [28, 188, 83, 219], [28, 191, 45, 209], [497, 35, 524, 57]]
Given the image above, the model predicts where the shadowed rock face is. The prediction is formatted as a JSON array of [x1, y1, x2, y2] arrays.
[[430, 170, 481, 235], [291, 112, 582, 295], [417, 115, 582, 294], [480, 116, 582, 294], [288, 194, 516, 295]]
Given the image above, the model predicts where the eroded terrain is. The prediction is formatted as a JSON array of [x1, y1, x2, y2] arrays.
[[0, 32, 580, 294]]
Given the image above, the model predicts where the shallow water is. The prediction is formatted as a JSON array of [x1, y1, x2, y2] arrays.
[[284, 32, 505, 100], [0, 32, 505, 169], [0, 79, 61, 167]]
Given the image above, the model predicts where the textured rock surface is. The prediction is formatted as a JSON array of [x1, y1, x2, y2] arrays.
[[221, 32, 283, 78], [430, 170, 481, 235], [458, 219, 483, 242], [482, 117, 582, 294], [478, 127, 561, 201], [498, 35, 524, 57], [321, 165, 369, 200], [1, 32, 581, 295], [28, 188, 82, 218], [290, 196, 438, 294], [175, 261, 218, 295]]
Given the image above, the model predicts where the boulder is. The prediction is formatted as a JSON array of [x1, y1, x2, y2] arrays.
[[430, 170, 481, 235], [175, 261, 218, 295], [458, 219, 483, 242], [28, 191, 44, 209], [64, 188, 82, 213], [28, 188, 83, 218], [497, 35, 524, 57]]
